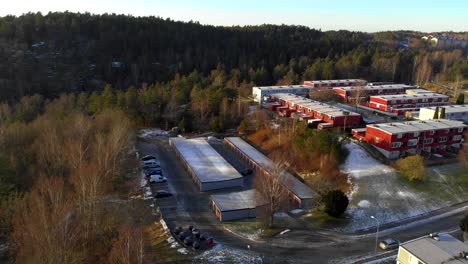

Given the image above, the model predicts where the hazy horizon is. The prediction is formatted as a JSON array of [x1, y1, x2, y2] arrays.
[[2, 0, 468, 33]]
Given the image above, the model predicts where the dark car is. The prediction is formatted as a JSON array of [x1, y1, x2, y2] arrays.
[[379, 238, 400, 250], [141, 155, 156, 161], [173, 227, 183, 235], [154, 190, 172, 198], [240, 168, 253, 176], [200, 233, 209, 241], [178, 231, 189, 240], [193, 241, 201, 250], [183, 236, 194, 245], [192, 229, 201, 238], [144, 168, 162, 177]]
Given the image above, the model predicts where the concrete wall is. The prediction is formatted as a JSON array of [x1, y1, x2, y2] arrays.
[[201, 178, 244, 192]]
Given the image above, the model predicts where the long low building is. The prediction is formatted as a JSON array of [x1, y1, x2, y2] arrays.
[[419, 104, 468, 122], [169, 138, 243, 191], [210, 189, 265, 221], [303, 79, 367, 89], [224, 137, 319, 208], [270, 93, 361, 128], [252, 85, 311, 104], [333, 84, 418, 103], [368, 93, 450, 115], [352, 119, 467, 159]]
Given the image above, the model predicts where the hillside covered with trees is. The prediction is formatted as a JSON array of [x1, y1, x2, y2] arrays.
[[0, 12, 466, 104]]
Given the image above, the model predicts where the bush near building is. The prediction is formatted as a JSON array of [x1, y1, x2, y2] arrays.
[[396, 155, 425, 182], [322, 190, 349, 217]]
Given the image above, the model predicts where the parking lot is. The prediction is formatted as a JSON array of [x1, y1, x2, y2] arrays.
[[136, 135, 261, 252]]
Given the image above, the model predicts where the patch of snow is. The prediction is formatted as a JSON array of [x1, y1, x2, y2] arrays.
[[138, 128, 169, 139], [194, 244, 263, 263], [290, 209, 304, 215], [273, 212, 289, 218], [207, 136, 222, 142], [357, 200, 371, 208], [177, 248, 189, 255]]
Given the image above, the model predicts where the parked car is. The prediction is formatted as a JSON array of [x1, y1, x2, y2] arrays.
[[143, 168, 162, 177], [149, 175, 167, 183], [141, 155, 157, 161], [178, 231, 189, 240], [154, 190, 172, 198], [173, 227, 183, 235], [192, 229, 201, 238], [192, 241, 201, 249], [142, 160, 160, 169], [183, 236, 194, 245], [379, 238, 400, 250], [240, 168, 253, 176]]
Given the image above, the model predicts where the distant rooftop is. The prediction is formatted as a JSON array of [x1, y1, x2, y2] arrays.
[[335, 84, 416, 91], [400, 233, 468, 264], [272, 93, 360, 118], [254, 85, 311, 90], [304, 79, 367, 85], [371, 93, 449, 100], [422, 104, 468, 113], [369, 119, 466, 134]]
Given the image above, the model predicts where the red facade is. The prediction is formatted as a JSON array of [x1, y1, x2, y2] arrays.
[[368, 94, 450, 115], [353, 121, 466, 159], [333, 86, 411, 103]]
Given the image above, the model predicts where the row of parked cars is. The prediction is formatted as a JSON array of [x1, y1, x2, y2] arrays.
[[141, 155, 172, 198], [173, 225, 214, 250]]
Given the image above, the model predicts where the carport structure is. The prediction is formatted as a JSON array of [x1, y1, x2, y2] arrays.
[[169, 137, 244, 191], [224, 137, 319, 208], [210, 189, 264, 221]]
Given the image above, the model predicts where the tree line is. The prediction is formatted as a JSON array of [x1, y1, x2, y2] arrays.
[[0, 12, 466, 103]]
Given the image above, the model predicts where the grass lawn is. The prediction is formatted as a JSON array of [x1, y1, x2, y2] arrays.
[[223, 218, 282, 239], [300, 209, 350, 230]]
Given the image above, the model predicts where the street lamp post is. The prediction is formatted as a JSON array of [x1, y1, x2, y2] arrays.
[[370, 215, 380, 254]]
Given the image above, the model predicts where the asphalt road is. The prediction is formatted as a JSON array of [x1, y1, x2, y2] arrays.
[[137, 136, 467, 263]]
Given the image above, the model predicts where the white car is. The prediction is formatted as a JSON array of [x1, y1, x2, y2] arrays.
[[149, 175, 167, 183], [142, 160, 160, 168]]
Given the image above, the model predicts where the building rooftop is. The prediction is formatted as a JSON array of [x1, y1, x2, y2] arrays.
[[371, 93, 449, 100], [272, 93, 360, 118], [304, 79, 367, 85], [405, 89, 433, 94], [211, 189, 265, 212], [254, 85, 311, 90], [169, 138, 243, 183], [422, 104, 468, 113], [400, 233, 468, 264], [369, 119, 467, 134], [335, 84, 417, 91], [224, 137, 318, 200]]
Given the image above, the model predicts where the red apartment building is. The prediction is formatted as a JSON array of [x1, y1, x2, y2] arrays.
[[352, 119, 466, 159], [368, 93, 450, 115], [303, 79, 367, 89], [333, 84, 417, 103], [270, 93, 361, 127]]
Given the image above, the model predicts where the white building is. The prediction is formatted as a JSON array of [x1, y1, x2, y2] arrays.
[[419, 105, 468, 122], [252, 85, 311, 104], [397, 233, 468, 264]]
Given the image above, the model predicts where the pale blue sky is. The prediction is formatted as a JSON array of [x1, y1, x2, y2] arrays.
[[2, 0, 467, 32]]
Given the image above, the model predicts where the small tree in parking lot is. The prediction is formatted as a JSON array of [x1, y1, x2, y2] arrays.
[[322, 190, 349, 217], [396, 155, 425, 182]]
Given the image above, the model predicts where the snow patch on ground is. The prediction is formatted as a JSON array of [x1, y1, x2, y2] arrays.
[[273, 212, 289, 217], [193, 244, 263, 263], [339, 143, 458, 232], [177, 248, 189, 255], [290, 209, 304, 215], [138, 128, 168, 139]]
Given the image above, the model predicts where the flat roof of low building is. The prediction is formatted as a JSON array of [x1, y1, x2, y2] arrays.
[[224, 137, 318, 200], [400, 233, 468, 264], [170, 138, 243, 183], [253, 85, 311, 90], [371, 93, 449, 100], [335, 84, 417, 91], [368, 119, 467, 134], [272, 93, 360, 118], [422, 104, 468, 113], [211, 189, 265, 212], [405, 88, 433, 94], [304, 79, 367, 85]]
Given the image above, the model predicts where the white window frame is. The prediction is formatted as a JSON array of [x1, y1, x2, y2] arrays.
[[439, 137, 447, 143], [423, 138, 433, 144], [392, 142, 402, 148], [453, 135, 462, 141], [407, 139, 418, 146]]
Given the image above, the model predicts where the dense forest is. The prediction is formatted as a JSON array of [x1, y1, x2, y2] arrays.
[[0, 12, 467, 104]]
